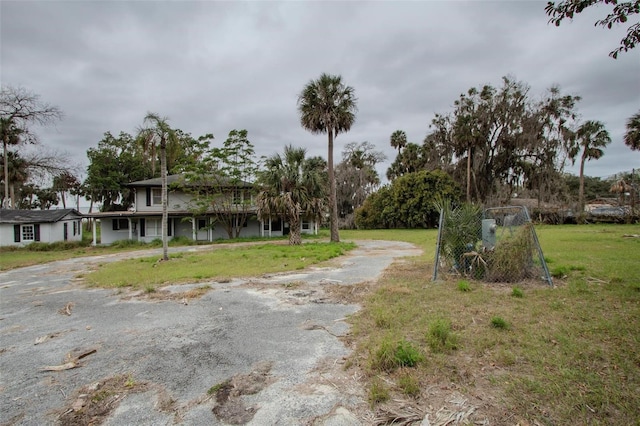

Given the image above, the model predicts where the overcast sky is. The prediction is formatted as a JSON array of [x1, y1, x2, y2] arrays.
[[2, 0, 639, 184]]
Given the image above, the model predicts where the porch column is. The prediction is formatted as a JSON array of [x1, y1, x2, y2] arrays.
[[192, 218, 197, 241], [92, 219, 97, 246], [128, 218, 132, 240]]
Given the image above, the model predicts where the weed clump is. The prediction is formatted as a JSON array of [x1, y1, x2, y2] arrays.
[[427, 318, 458, 353], [511, 286, 524, 298], [485, 223, 535, 282], [457, 280, 472, 292], [398, 372, 421, 397], [491, 316, 510, 330], [368, 378, 389, 406], [372, 338, 423, 372]]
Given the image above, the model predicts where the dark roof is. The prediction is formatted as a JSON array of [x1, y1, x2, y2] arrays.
[[128, 174, 253, 188], [0, 209, 83, 224]]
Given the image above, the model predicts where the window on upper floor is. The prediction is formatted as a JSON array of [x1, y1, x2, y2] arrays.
[[152, 188, 162, 205], [232, 190, 242, 205]]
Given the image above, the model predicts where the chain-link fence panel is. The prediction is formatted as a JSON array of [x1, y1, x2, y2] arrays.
[[433, 205, 552, 285]]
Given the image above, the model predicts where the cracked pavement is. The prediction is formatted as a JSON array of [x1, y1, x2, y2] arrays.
[[0, 240, 421, 425]]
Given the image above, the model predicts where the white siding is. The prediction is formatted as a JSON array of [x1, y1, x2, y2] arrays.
[[0, 219, 82, 247]]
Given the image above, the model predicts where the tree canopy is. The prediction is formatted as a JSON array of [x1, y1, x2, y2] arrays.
[[409, 77, 582, 206], [624, 110, 640, 150], [336, 141, 386, 228], [355, 170, 462, 229], [182, 129, 260, 239], [256, 145, 327, 245], [545, 0, 640, 58], [1, 85, 63, 208]]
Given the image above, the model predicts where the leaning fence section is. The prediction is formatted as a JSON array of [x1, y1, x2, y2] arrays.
[[433, 205, 552, 285]]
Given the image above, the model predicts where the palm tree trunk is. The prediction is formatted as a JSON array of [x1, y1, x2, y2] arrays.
[[328, 130, 339, 242], [289, 213, 302, 245], [578, 153, 586, 223], [466, 146, 471, 203], [3, 137, 9, 208], [161, 143, 169, 261]]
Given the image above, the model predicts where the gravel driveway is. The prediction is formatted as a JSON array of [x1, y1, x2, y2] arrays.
[[0, 240, 421, 425]]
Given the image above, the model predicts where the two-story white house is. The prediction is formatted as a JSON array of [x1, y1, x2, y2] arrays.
[[86, 174, 319, 245]]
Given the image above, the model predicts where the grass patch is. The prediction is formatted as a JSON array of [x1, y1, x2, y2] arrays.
[[346, 224, 640, 424], [398, 372, 421, 397], [0, 231, 296, 272], [83, 242, 356, 290], [207, 380, 230, 395], [368, 378, 390, 406], [371, 338, 424, 372], [511, 286, 524, 298], [457, 280, 472, 292], [490, 316, 510, 330], [427, 318, 458, 353]]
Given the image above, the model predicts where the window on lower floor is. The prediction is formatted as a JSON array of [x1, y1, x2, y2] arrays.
[[22, 225, 35, 241], [234, 217, 248, 228], [197, 218, 207, 230], [112, 218, 129, 231], [146, 218, 161, 237], [271, 219, 282, 231], [302, 221, 310, 230]]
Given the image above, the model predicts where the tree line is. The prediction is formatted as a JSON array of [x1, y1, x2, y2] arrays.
[[2, 73, 639, 241]]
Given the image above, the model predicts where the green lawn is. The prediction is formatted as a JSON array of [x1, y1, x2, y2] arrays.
[[82, 241, 355, 290], [342, 224, 640, 424]]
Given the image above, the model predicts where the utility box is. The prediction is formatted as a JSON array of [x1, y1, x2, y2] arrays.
[[482, 219, 497, 250]]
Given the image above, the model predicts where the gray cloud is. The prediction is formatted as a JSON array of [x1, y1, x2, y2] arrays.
[[1, 0, 638, 185]]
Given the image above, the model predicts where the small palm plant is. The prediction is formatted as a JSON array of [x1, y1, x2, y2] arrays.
[[434, 199, 482, 274]]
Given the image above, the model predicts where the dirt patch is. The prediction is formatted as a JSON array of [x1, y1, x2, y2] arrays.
[[210, 361, 274, 425], [118, 285, 212, 303], [56, 374, 149, 425]]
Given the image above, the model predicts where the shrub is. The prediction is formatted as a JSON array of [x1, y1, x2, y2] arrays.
[[25, 241, 88, 251], [168, 236, 193, 246], [110, 239, 148, 249]]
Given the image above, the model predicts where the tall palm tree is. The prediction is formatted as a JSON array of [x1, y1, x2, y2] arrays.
[[390, 130, 407, 153], [1, 118, 23, 208], [138, 113, 177, 261], [298, 73, 357, 242], [575, 120, 611, 219], [256, 145, 327, 245], [624, 110, 640, 151]]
